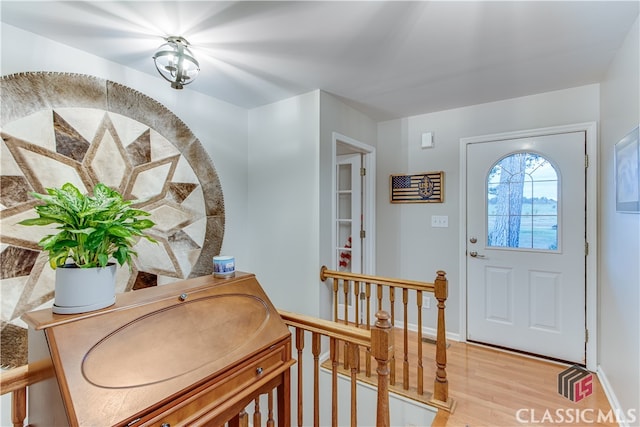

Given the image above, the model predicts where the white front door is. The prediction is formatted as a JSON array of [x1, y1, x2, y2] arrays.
[[466, 131, 586, 363]]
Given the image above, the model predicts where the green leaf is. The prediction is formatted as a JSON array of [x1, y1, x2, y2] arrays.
[[18, 217, 59, 226], [120, 209, 150, 219], [85, 229, 106, 250], [113, 246, 127, 266], [131, 219, 155, 230], [49, 250, 71, 269], [143, 235, 158, 244], [61, 182, 83, 198], [97, 253, 109, 267], [108, 225, 131, 238], [51, 240, 78, 251]]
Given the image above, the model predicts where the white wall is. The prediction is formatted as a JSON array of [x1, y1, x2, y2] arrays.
[[376, 84, 600, 336], [247, 91, 321, 315], [598, 16, 640, 425]]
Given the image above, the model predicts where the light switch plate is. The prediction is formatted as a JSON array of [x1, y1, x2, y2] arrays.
[[431, 215, 448, 227]]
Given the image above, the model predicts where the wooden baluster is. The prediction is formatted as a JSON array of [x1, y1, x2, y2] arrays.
[[354, 285, 361, 374], [239, 409, 249, 427], [371, 311, 392, 427], [343, 279, 350, 325], [402, 288, 409, 390], [432, 271, 449, 404], [343, 280, 350, 369], [389, 286, 396, 386], [417, 289, 424, 395], [11, 388, 26, 427], [333, 278, 339, 322], [369, 284, 384, 375], [365, 282, 372, 377], [267, 391, 275, 427], [348, 343, 359, 427], [330, 337, 339, 427], [230, 410, 248, 427], [296, 328, 304, 427], [353, 281, 358, 327], [312, 333, 321, 427], [254, 397, 262, 427], [365, 282, 372, 330]]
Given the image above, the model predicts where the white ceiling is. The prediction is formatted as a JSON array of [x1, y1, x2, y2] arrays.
[[1, 1, 638, 121]]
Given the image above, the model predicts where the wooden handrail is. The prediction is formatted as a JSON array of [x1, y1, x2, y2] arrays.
[[277, 309, 371, 348], [0, 358, 54, 395], [320, 266, 435, 293]]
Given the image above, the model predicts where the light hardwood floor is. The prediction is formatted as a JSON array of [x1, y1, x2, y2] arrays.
[[422, 339, 616, 427], [330, 325, 616, 426]]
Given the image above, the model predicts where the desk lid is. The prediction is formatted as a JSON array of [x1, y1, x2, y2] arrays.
[[25, 273, 290, 426]]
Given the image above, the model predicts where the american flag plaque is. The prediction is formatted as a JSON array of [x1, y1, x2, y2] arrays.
[[390, 171, 444, 203]]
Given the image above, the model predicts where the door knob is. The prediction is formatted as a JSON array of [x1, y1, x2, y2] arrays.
[[469, 251, 485, 258], [469, 237, 477, 244]]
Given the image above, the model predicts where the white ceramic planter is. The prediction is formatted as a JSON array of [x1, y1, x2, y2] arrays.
[[53, 264, 117, 314]]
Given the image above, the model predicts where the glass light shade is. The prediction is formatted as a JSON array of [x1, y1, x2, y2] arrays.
[[153, 36, 200, 89]]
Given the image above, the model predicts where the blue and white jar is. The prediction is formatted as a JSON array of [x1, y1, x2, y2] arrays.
[[213, 255, 235, 278]]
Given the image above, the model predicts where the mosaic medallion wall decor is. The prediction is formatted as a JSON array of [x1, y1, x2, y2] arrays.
[[0, 72, 225, 367]]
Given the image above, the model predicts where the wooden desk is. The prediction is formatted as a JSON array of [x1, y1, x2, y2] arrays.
[[23, 272, 294, 427]]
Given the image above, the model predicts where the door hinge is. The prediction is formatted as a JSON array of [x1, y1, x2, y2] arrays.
[[585, 154, 589, 169], [360, 167, 366, 176], [585, 329, 589, 343], [360, 230, 366, 239], [585, 241, 589, 256]]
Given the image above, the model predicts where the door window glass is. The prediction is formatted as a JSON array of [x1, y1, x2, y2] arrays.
[[487, 152, 559, 250]]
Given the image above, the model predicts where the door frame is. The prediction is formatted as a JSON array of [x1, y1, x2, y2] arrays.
[[331, 132, 376, 276], [458, 122, 597, 370]]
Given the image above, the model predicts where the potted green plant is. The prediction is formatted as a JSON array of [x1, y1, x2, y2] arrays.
[[19, 182, 156, 314]]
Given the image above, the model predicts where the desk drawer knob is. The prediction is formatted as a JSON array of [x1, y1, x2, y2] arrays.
[[256, 367, 263, 375], [179, 293, 188, 301], [161, 424, 170, 427]]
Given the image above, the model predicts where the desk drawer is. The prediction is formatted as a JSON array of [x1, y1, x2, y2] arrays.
[[139, 344, 288, 426]]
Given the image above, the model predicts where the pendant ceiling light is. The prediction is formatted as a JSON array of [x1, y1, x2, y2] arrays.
[[153, 36, 200, 89]]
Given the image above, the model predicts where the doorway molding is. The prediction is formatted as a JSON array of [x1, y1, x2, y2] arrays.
[[331, 132, 376, 276], [459, 122, 597, 370]]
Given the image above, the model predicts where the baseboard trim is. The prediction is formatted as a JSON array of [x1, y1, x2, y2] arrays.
[[395, 320, 461, 343], [597, 365, 635, 427]]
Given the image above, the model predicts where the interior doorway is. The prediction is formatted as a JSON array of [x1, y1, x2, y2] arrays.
[[332, 133, 375, 322]]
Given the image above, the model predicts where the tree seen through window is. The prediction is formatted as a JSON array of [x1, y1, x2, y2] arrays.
[[487, 152, 559, 250]]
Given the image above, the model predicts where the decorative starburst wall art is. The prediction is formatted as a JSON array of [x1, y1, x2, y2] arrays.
[[0, 72, 225, 367]]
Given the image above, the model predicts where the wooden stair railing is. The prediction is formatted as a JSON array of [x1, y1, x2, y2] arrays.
[[319, 266, 455, 412], [0, 358, 55, 427], [277, 309, 393, 427], [0, 310, 393, 427]]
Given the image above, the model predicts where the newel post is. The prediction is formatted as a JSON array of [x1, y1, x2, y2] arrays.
[[432, 270, 449, 405], [371, 310, 393, 427]]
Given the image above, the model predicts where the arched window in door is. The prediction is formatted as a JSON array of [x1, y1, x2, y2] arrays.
[[487, 152, 559, 250]]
